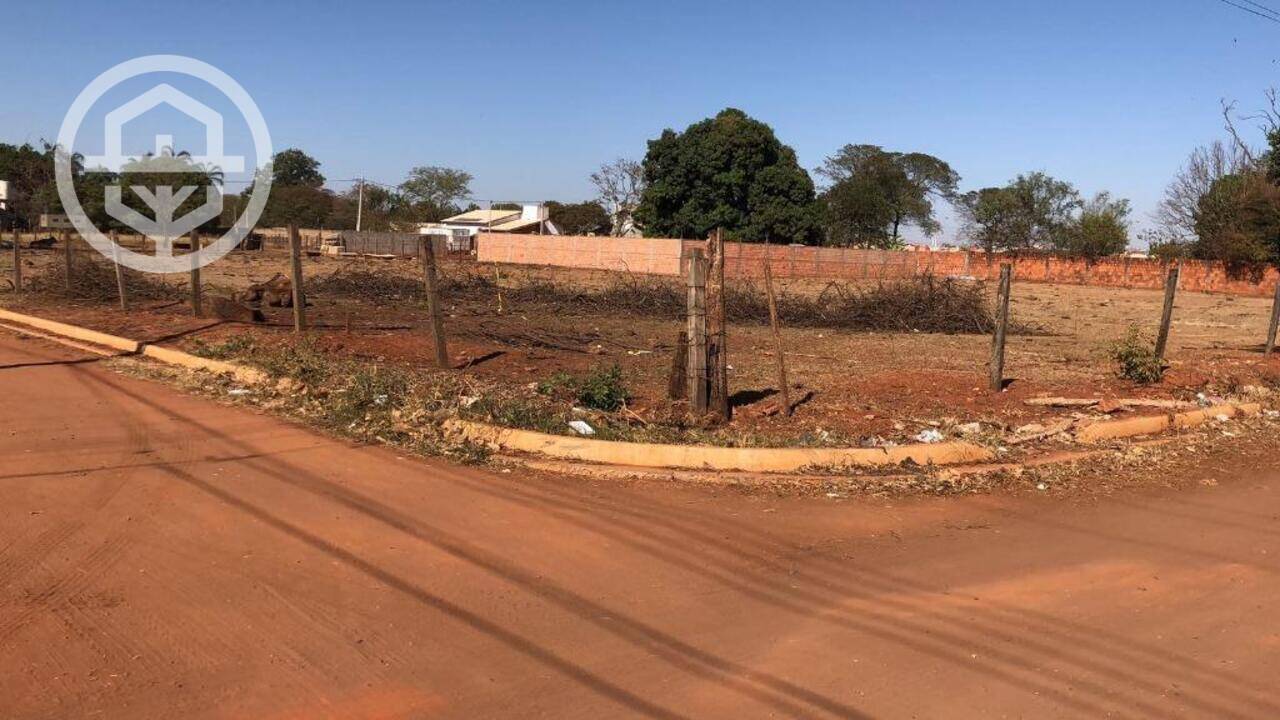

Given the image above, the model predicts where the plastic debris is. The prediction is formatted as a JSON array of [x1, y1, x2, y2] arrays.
[[914, 428, 945, 444], [567, 420, 595, 436]]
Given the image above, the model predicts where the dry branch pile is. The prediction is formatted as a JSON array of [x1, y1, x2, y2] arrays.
[[30, 256, 183, 301], [302, 263, 1032, 336]]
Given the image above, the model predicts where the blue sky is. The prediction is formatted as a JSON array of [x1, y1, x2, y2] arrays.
[[2, 0, 1278, 240]]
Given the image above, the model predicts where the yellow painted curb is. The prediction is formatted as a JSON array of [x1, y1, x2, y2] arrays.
[[1075, 403, 1261, 443], [0, 307, 267, 385], [142, 345, 268, 385], [445, 419, 994, 473], [0, 308, 140, 353]]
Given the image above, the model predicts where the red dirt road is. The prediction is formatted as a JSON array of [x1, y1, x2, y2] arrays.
[[1, 330, 1279, 719]]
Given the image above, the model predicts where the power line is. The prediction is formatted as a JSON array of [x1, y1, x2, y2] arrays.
[[1239, 0, 1280, 19], [1218, 0, 1280, 24]]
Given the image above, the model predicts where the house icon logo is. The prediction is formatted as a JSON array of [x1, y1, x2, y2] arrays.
[[55, 55, 274, 274]]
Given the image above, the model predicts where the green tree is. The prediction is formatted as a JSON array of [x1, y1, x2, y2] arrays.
[[270, 148, 325, 188], [1193, 173, 1280, 270], [634, 108, 820, 243], [959, 172, 1081, 252], [399, 166, 473, 222], [817, 145, 958, 246], [116, 147, 224, 234], [1060, 192, 1131, 260], [546, 201, 611, 235]]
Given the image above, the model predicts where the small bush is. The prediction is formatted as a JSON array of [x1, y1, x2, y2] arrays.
[[535, 364, 629, 411], [576, 364, 628, 411], [1109, 325, 1163, 384], [251, 339, 334, 386]]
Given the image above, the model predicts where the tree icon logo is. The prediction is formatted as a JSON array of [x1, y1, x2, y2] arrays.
[[54, 56, 273, 274]]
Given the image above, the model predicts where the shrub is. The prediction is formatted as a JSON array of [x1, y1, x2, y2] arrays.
[[251, 338, 334, 386], [536, 364, 629, 411], [575, 364, 628, 411], [1109, 325, 1163, 384]]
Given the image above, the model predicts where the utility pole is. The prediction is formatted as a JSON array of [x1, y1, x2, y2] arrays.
[[355, 178, 365, 232]]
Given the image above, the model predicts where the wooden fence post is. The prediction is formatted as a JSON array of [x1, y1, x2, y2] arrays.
[[110, 230, 128, 312], [62, 230, 73, 295], [707, 228, 730, 421], [1154, 266, 1179, 363], [762, 255, 792, 416], [11, 228, 20, 293], [686, 248, 708, 414], [420, 236, 450, 368], [189, 231, 202, 316], [288, 225, 307, 332], [990, 263, 1012, 392], [1266, 281, 1280, 356], [667, 331, 688, 400]]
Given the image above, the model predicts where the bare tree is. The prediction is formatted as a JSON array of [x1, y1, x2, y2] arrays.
[[590, 158, 644, 236], [1154, 140, 1251, 240], [1222, 88, 1280, 166]]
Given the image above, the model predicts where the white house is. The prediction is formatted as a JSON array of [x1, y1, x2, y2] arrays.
[[418, 203, 558, 251]]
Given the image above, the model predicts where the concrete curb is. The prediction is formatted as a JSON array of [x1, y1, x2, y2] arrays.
[[141, 344, 268, 386], [0, 308, 140, 353], [1075, 403, 1262, 443], [0, 307, 265, 385], [444, 419, 994, 473]]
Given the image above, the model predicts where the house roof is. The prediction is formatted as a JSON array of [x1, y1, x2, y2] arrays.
[[489, 217, 545, 232], [442, 209, 520, 224]]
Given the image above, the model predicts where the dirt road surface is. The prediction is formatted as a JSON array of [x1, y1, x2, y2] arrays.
[[1, 330, 1278, 719]]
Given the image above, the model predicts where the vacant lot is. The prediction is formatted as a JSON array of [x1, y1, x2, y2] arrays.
[[4, 242, 1279, 446]]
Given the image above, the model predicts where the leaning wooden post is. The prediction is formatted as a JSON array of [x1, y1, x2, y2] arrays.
[[11, 228, 21, 293], [420, 235, 450, 368], [189, 231, 203, 316], [110, 230, 128, 312], [686, 248, 708, 414], [989, 263, 1012, 392], [62, 230, 73, 295], [1266, 281, 1280, 356], [706, 228, 730, 421], [287, 224, 307, 332], [1154, 265, 1179, 363], [762, 254, 792, 416]]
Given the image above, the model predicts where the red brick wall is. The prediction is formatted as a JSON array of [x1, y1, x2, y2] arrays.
[[479, 233, 1280, 297]]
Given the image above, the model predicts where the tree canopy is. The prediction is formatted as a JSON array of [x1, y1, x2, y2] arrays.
[[817, 145, 958, 247], [271, 148, 325, 188], [399, 166, 473, 222], [546, 200, 611, 235], [634, 108, 820, 243], [959, 172, 1083, 253]]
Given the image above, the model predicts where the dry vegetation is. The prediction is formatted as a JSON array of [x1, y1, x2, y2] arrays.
[[5, 244, 1280, 451]]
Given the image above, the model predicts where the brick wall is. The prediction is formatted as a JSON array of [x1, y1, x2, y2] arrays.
[[477, 233, 682, 275], [478, 233, 1280, 297]]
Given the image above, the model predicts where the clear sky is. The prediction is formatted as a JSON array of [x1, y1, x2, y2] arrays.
[[2, 0, 1279, 241]]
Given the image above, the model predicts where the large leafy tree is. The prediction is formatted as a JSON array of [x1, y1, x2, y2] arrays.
[[634, 108, 820, 243], [399, 166, 472, 222], [0, 142, 85, 228], [271, 148, 325, 188], [1060, 192, 1131, 260], [250, 148, 334, 228], [1193, 173, 1280, 269], [546, 200, 611, 235], [817, 145, 958, 247], [116, 146, 224, 235], [959, 172, 1081, 252]]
